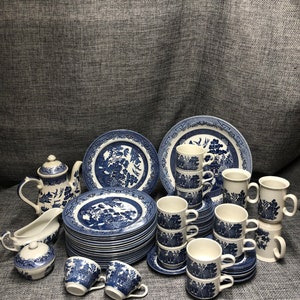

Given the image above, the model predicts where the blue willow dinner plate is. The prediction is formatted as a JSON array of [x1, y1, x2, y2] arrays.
[[62, 187, 157, 237], [82, 129, 159, 194], [158, 116, 252, 195]]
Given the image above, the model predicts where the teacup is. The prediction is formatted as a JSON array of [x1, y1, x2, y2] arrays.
[[157, 241, 187, 269], [105, 260, 148, 300], [64, 256, 106, 296], [214, 203, 258, 239], [213, 230, 256, 258], [176, 144, 215, 171], [156, 224, 199, 247], [258, 176, 298, 223], [157, 196, 199, 229], [222, 168, 259, 208], [186, 238, 235, 279], [255, 221, 286, 262], [175, 168, 214, 189], [175, 182, 212, 209], [186, 270, 234, 300]]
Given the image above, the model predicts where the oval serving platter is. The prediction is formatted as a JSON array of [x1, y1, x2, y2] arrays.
[[158, 116, 252, 195], [62, 187, 157, 237], [82, 129, 159, 194]]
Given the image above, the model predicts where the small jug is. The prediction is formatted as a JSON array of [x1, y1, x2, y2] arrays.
[[18, 155, 82, 215]]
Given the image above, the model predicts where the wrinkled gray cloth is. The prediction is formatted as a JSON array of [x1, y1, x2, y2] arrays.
[[0, 0, 299, 186]]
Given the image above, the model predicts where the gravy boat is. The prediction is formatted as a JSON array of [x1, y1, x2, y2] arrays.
[[0, 208, 62, 252]]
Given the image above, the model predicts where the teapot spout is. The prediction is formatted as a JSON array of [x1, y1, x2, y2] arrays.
[[70, 160, 82, 194]]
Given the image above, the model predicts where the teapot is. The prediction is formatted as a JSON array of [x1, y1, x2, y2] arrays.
[[18, 155, 82, 215]]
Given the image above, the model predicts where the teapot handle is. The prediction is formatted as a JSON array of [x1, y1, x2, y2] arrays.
[[17, 177, 43, 215], [0, 231, 19, 252]]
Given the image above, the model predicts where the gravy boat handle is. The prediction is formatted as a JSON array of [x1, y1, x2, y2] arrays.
[[0, 231, 19, 252]]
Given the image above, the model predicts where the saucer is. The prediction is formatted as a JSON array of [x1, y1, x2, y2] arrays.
[[147, 246, 186, 275]]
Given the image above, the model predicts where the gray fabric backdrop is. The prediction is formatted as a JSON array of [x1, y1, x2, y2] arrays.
[[0, 0, 299, 187]]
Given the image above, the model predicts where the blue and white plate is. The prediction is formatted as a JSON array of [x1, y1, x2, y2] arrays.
[[63, 187, 157, 238], [158, 116, 252, 195], [82, 130, 159, 194]]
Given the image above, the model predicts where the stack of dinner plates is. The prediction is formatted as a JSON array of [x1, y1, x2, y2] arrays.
[[62, 187, 157, 268]]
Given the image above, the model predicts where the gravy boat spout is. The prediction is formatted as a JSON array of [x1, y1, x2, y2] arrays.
[[0, 208, 62, 252]]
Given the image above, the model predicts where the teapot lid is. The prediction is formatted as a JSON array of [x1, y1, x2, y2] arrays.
[[14, 241, 55, 269], [38, 155, 68, 177]]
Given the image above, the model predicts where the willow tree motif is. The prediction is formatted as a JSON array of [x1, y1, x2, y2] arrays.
[[223, 188, 246, 207], [187, 279, 216, 299], [258, 199, 280, 220], [157, 212, 182, 229], [255, 228, 270, 250], [98, 145, 142, 187], [187, 260, 218, 278], [215, 219, 243, 238]]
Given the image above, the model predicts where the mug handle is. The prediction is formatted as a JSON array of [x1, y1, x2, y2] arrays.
[[202, 171, 214, 183], [246, 182, 259, 204], [219, 275, 234, 291], [186, 225, 199, 240], [127, 284, 148, 298], [202, 181, 213, 198], [242, 238, 256, 252], [186, 209, 199, 224], [88, 275, 106, 292], [245, 219, 259, 234], [273, 236, 286, 260], [220, 254, 236, 270], [203, 153, 215, 167], [282, 194, 298, 217]]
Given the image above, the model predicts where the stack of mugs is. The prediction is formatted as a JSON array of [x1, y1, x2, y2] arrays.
[[175, 144, 215, 209], [220, 168, 298, 262], [255, 176, 298, 262], [156, 195, 199, 270], [185, 238, 235, 299]]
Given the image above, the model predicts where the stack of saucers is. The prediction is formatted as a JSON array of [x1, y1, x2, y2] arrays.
[[62, 187, 157, 269], [222, 243, 257, 283], [189, 193, 215, 237]]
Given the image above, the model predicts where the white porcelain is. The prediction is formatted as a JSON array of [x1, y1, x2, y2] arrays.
[[175, 168, 214, 189], [14, 241, 55, 280], [255, 221, 286, 262], [222, 168, 259, 208], [157, 241, 187, 269], [175, 182, 212, 209], [186, 238, 235, 279], [213, 230, 256, 258], [105, 260, 148, 300], [0, 208, 62, 252], [186, 270, 234, 299], [156, 224, 198, 247], [157, 196, 199, 229], [214, 204, 258, 239], [176, 144, 215, 171], [64, 256, 106, 296], [258, 176, 298, 223], [18, 155, 82, 215]]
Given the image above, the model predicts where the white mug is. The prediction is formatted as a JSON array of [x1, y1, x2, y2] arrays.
[[157, 196, 199, 229], [258, 176, 298, 223], [255, 221, 286, 262], [222, 168, 259, 208]]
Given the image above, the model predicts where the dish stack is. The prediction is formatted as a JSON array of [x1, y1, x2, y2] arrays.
[[174, 144, 215, 237], [62, 187, 157, 269]]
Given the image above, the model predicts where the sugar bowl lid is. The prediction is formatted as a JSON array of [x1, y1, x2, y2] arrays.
[[14, 241, 55, 270], [37, 155, 68, 177]]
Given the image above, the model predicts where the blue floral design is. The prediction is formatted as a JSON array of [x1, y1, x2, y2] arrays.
[[258, 199, 280, 221], [255, 228, 270, 250]]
